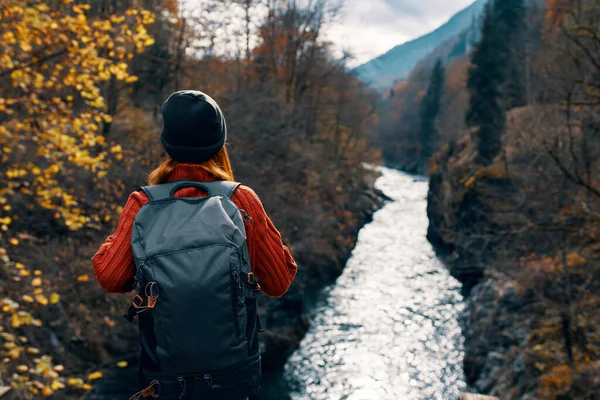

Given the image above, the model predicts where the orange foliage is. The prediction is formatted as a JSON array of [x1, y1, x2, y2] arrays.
[[539, 365, 574, 398], [545, 0, 574, 30]]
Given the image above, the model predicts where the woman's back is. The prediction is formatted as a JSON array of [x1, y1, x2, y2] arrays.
[[92, 90, 297, 400]]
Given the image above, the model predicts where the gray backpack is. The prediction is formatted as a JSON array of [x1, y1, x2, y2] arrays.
[[125, 180, 262, 399]]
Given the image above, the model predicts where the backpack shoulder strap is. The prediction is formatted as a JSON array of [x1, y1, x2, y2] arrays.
[[140, 180, 241, 201]]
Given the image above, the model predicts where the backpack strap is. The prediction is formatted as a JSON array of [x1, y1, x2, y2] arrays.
[[140, 180, 241, 201]]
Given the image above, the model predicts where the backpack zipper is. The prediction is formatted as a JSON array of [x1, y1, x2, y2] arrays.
[[134, 261, 145, 291], [140, 243, 239, 265], [233, 270, 244, 305], [203, 374, 221, 389], [230, 270, 243, 337]]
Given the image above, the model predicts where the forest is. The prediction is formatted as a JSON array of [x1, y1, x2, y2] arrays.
[[0, 0, 383, 397], [383, 0, 600, 398]]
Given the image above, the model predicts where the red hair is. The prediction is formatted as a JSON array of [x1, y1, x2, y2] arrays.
[[147, 146, 234, 185]]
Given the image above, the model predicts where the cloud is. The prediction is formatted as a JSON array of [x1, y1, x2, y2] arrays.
[[381, 0, 425, 18], [324, 0, 476, 67]]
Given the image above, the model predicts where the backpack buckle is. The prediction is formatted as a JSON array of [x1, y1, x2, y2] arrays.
[[142, 380, 159, 398], [145, 282, 159, 309], [129, 380, 159, 400]]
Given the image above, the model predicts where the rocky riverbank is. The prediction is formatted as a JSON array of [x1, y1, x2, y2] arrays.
[[426, 153, 537, 398], [426, 127, 600, 399]]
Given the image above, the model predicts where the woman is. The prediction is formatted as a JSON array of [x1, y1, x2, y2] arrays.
[[92, 90, 297, 399]]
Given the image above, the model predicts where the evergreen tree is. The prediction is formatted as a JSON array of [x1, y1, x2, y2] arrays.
[[466, 0, 525, 165], [494, 0, 527, 108], [419, 59, 446, 159]]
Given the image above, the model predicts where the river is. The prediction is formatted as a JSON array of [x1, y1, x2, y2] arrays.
[[264, 167, 466, 400]]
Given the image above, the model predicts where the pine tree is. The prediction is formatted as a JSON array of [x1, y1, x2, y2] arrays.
[[466, 0, 525, 165], [494, 0, 527, 108], [419, 59, 446, 159]]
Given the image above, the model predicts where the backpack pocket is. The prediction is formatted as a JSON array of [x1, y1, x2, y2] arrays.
[[144, 244, 249, 375]]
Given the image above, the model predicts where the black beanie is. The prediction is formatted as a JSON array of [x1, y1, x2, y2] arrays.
[[160, 90, 227, 163]]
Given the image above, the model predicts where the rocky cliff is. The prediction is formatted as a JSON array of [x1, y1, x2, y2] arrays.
[[426, 108, 600, 399]]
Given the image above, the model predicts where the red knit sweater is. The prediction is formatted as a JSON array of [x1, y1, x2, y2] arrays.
[[92, 164, 297, 298]]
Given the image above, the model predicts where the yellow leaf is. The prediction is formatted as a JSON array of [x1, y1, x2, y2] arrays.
[[20, 42, 32, 52], [26, 347, 40, 355], [464, 176, 476, 189], [50, 379, 65, 390], [35, 295, 48, 306], [77, 275, 89, 282], [7, 348, 21, 359], [87, 371, 102, 381], [9, 238, 18, 246], [11, 313, 20, 328], [41, 386, 54, 396], [32, 278, 42, 287], [16, 365, 28, 372], [22, 295, 34, 303], [52, 365, 64, 372], [49, 293, 60, 304], [82, 383, 93, 390], [15, 262, 25, 270], [535, 362, 546, 371], [116, 361, 128, 368], [67, 378, 83, 387]]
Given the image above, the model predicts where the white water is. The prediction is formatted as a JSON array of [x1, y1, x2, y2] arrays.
[[282, 167, 466, 400]]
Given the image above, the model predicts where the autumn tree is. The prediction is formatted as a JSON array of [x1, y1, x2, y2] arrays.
[[0, 1, 155, 396]]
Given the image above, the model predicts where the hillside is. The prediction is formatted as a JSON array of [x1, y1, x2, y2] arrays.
[[353, 0, 486, 89]]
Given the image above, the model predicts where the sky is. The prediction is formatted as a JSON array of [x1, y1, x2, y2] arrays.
[[181, 0, 476, 68], [326, 0, 476, 67]]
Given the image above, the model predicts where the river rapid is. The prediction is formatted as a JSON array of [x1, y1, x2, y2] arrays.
[[267, 167, 466, 400]]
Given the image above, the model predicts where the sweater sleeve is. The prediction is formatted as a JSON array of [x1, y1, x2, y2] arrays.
[[232, 186, 298, 298], [92, 191, 149, 293]]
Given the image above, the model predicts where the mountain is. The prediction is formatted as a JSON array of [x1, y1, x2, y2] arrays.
[[352, 0, 487, 89]]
